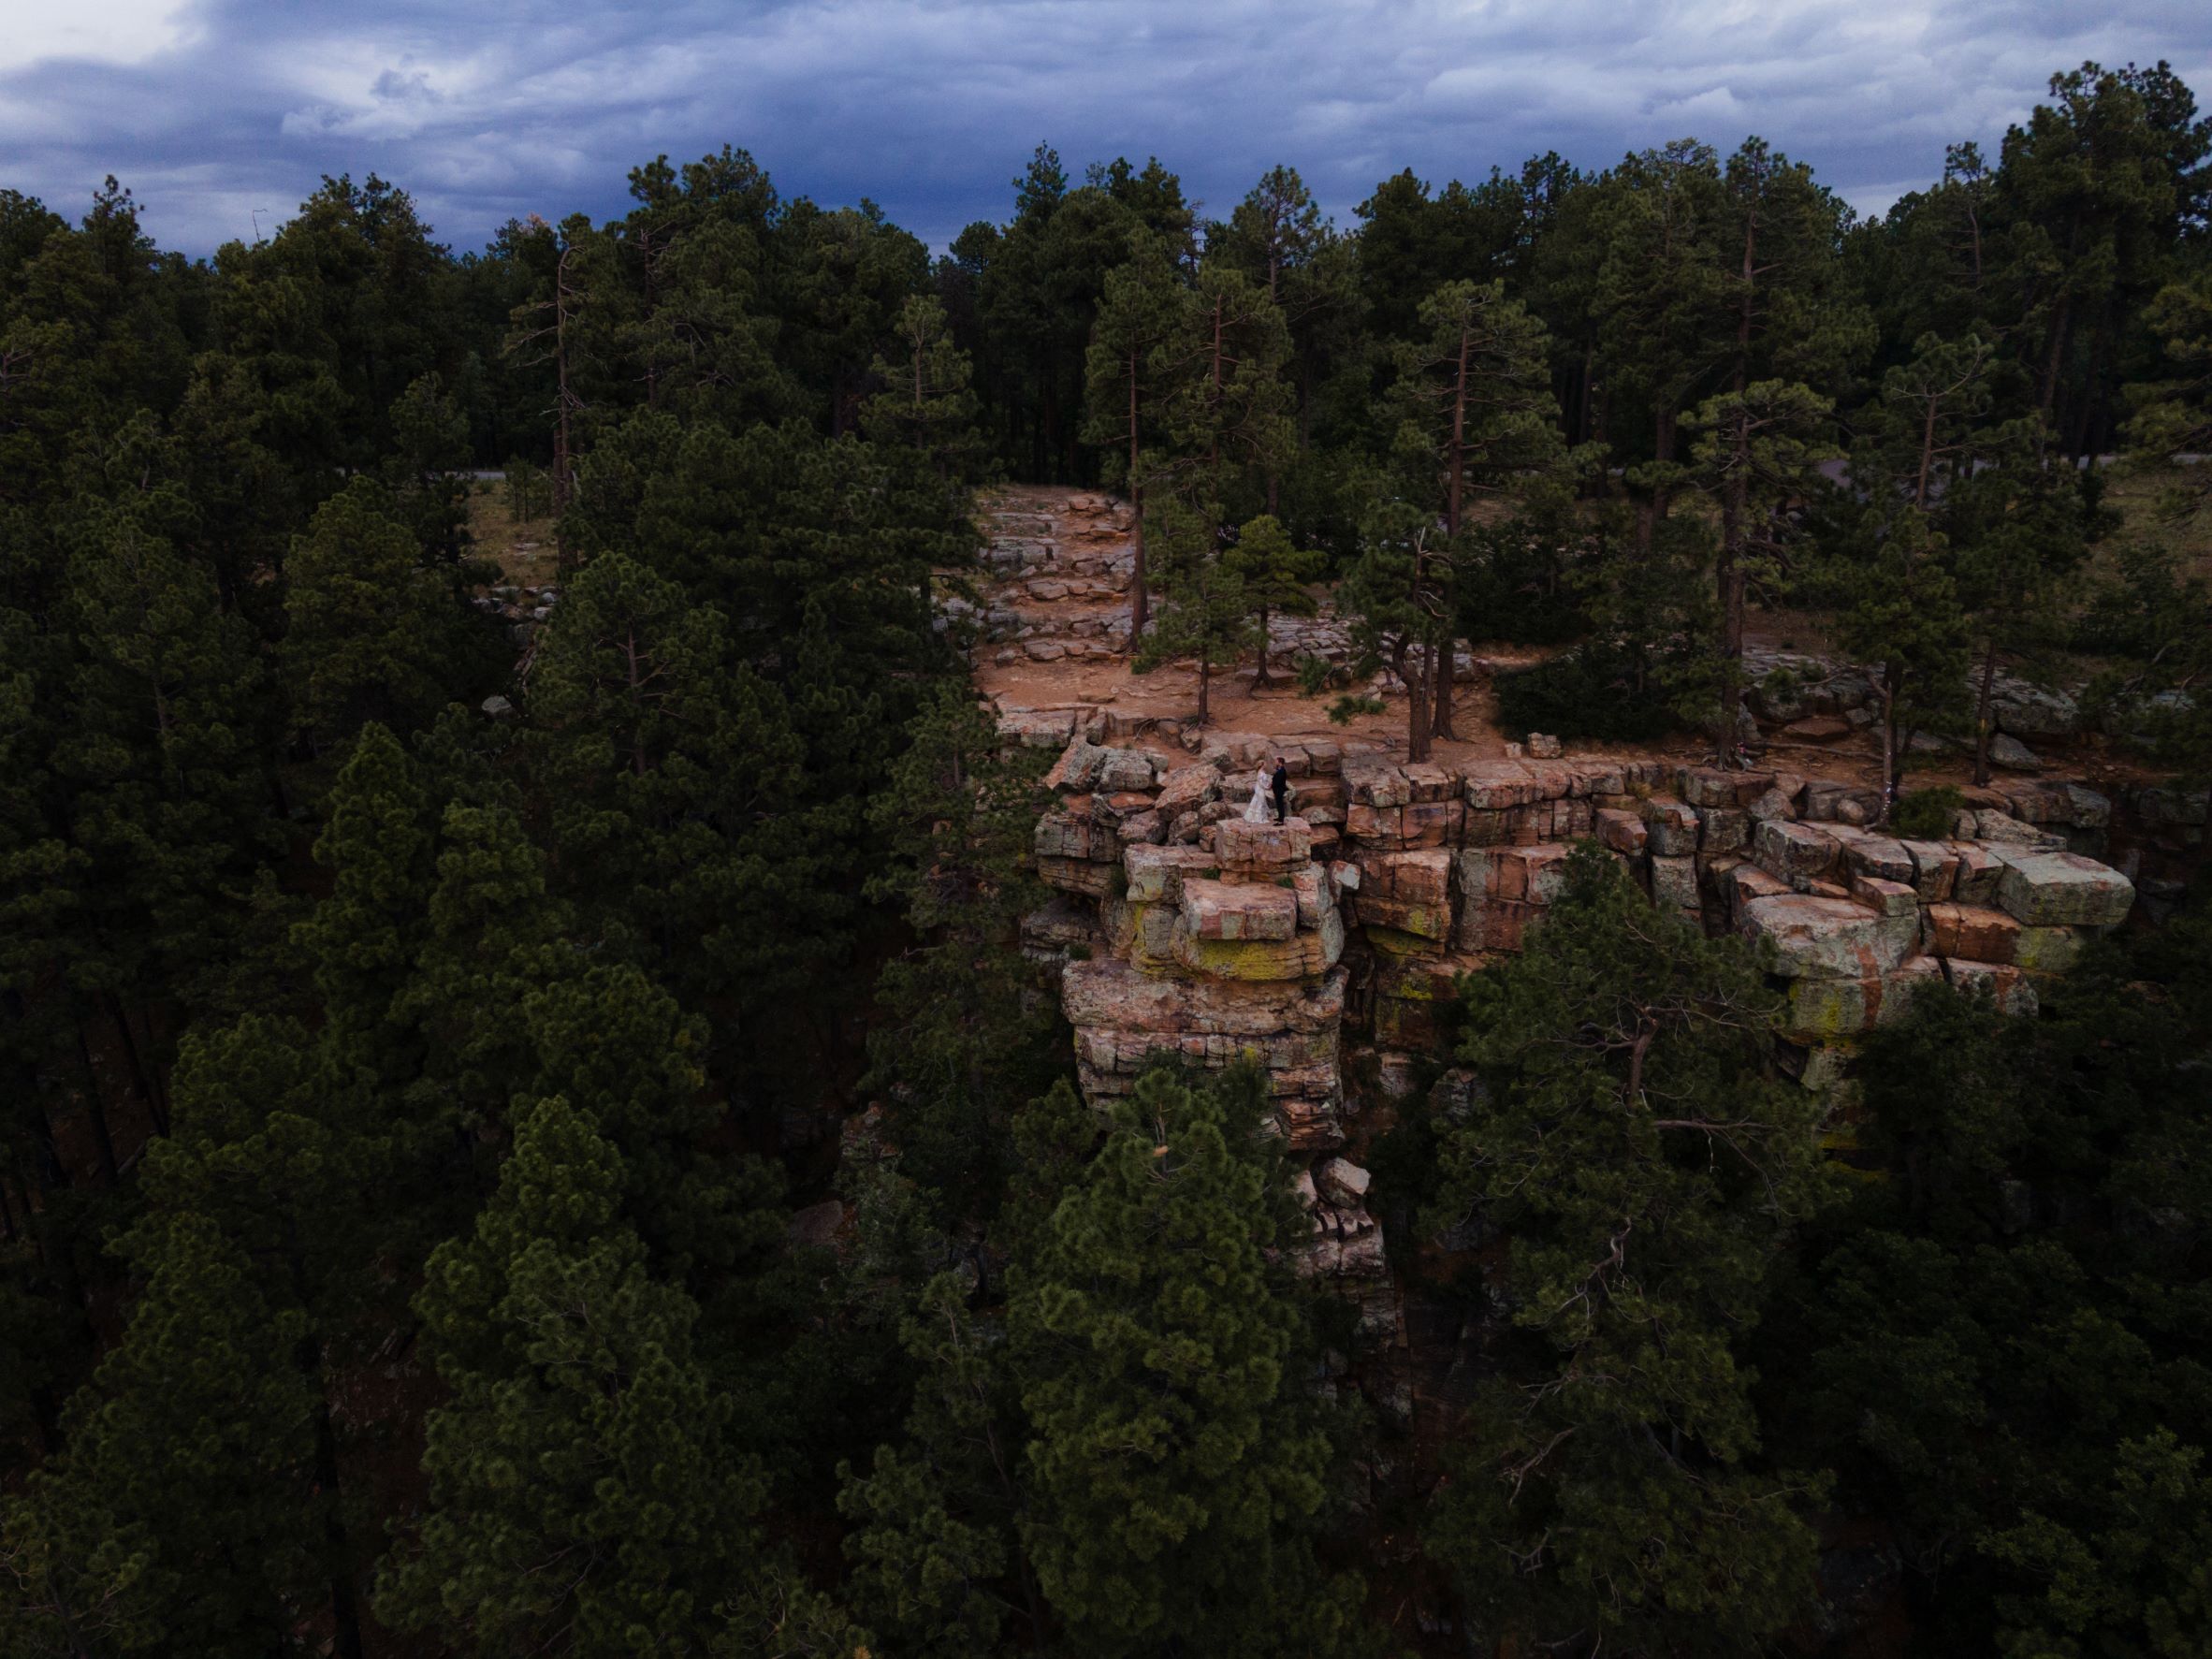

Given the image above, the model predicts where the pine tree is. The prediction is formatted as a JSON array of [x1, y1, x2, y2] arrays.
[[528, 550, 833, 1025], [2123, 265, 2212, 520], [778, 200, 931, 435], [291, 722, 436, 1044], [385, 800, 564, 1156], [379, 371, 475, 564], [1081, 230, 1188, 638], [520, 962, 785, 1293], [1764, 903, 2212, 1658], [378, 1094, 772, 1658], [1220, 512, 1323, 688], [0, 1213, 318, 1659], [1394, 278, 1568, 735], [1132, 489, 1253, 727], [837, 1273, 1033, 1658], [1951, 464, 2098, 785], [1337, 494, 1446, 760], [3, 1010, 394, 1659], [1425, 845, 1827, 1655], [56, 505, 281, 1136], [1682, 378, 1837, 751], [281, 476, 458, 753], [1591, 141, 1732, 539], [864, 681, 1056, 1221], [860, 293, 990, 491], [1011, 1066, 1367, 1657]]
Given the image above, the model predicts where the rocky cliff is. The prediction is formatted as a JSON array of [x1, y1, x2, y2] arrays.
[[1015, 724, 2176, 1375]]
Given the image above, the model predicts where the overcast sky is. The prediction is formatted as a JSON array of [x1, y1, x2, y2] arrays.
[[4, 1, 2209, 257]]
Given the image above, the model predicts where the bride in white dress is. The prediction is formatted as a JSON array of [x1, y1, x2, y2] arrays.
[[1242, 767, 1273, 822]]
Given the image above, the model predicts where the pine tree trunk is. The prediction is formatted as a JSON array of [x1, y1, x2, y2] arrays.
[[72, 1020, 121, 1186], [1972, 635, 2001, 788], [1253, 604, 1273, 689], [1431, 633, 1455, 739], [1877, 668, 1902, 821], [1716, 415, 1749, 759], [1197, 651, 1211, 728], [103, 990, 167, 1138], [1637, 400, 1680, 551], [1128, 356, 1147, 640], [1398, 640, 1432, 764], [286, 1226, 366, 1659], [1447, 330, 1468, 538], [552, 245, 576, 577]]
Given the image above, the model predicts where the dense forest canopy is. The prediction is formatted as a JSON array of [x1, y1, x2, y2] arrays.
[[2, 54, 2209, 1659]]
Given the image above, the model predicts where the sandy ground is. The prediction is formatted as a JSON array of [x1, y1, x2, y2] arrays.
[[968, 483, 2169, 795]]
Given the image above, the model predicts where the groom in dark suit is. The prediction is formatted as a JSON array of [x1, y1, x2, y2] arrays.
[[1270, 757, 1289, 823]]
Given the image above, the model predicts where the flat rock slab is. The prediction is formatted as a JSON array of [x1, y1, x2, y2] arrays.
[[1988, 848, 2134, 927], [1899, 839, 1958, 902], [1650, 854, 1699, 911], [1927, 903, 2020, 964], [1154, 762, 1225, 814], [1354, 849, 1455, 908], [1826, 825, 1914, 883], [1943, 957, 2041, 1016], [1213, 816, 1315, 869], [1596, 808, 1648, 855], [1123, 843, 1223, 905], [1639, 794, 1700, 855], [1782, 956, 1943, 1041], [1181, 877, 1299, 941], [998, 709, 1079, 748], [1741, 892, 1917, 979], [1063, 958, 1348, 1036], [1754, 819, 1841, 880], [1173, 908, 1346, 981]]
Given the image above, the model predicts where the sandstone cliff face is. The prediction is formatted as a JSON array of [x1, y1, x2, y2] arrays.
[[1021, 728, 2142, 1348]]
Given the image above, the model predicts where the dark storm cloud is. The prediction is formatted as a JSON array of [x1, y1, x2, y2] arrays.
[[3, 0, 2208, 254]]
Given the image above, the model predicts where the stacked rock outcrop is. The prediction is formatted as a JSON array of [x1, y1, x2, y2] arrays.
[[1027, 735, 2141, 1312], [1070, 817, 1351, 1148]]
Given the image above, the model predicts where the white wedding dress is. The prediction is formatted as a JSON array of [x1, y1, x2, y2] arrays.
[[1242, 769, 1273, 823]]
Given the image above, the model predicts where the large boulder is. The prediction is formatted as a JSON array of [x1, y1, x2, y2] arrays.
[[1596, 808, 1649, 856], [1173, 909, 1346, 981], [1942, 958, 2040, 1016], [1826, 825, 1914, 884], [1926, 903, 2020, 965], [1180, 878, 1299, 941], [1351, 850, 1454, 939], [1740, 893, 1918, 979], [1122, 843, 1221, 905], [1754, 819, 1841, 881], [1990, 680, 2079, 739], [1153, 761, 1225, 814], [1898, 839, 1958, 903], [1213, 815, 1315, 870], [1063, 959, 1347, 1036], [1639, 794, 1700, 856], [1782, 956, 1942, 1041], [1988, 848, 2134, 927], [1800, 779, 1885, 824]]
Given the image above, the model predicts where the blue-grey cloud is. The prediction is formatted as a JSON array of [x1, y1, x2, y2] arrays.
[[2, 0, 2207, 255]]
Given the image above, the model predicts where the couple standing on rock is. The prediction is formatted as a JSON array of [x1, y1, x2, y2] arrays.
[[1242, 758, 1292, 825]]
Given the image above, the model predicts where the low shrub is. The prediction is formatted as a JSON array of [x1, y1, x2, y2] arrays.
[[1890, 785, 1965, 840]]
